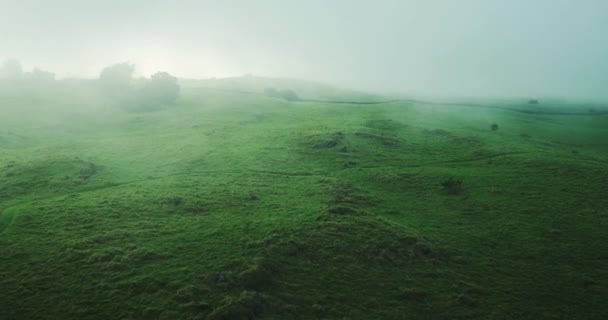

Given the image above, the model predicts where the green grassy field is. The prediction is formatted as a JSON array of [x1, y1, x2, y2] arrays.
[[1, 79, 607, 319]]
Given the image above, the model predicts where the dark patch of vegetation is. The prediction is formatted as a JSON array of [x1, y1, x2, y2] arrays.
[[399, 289, 428, 302], [471, 149, 499, 160], [490, 123, 499, 131], [343, 160, 357, 168], [224, 215, 450, 319], [78, 161, 98, 180], [422, 128, 450, 136], [313, 131, 345, 149], [365, 119, 407, 131], [327, 205, 358, 215], [450, 136, 482, 145], [413, 241, 434, 257], [207, 290, 267, 320], [246, 193, 260, 201], [238, 258, 275, 290], [458, 294, 479, 308], [264, 87, 278, 97], [181, 205, 208, 216], [528, 99, 540, 104], [163, 196, 183, 206], [440, 177, 463, 195], [355, 131, 400, 145], [313, 140, 338, 149], [239, 113, 267, 125], [327, 181, 374, 207], [278, 89, 300, 101], [264, 87, 300, 101]]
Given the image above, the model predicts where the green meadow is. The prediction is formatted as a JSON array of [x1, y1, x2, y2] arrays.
[[1, 78, 607, 319]]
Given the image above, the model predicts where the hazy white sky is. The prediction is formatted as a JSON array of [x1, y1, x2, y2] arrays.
[[1, 0, 607, 99]]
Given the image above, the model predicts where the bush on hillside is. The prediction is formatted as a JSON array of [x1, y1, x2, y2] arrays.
[[0, 59, 24, 80], [264, 87, 278, 97], [0, 59, 55, 82], [139, 71, 180, 106], [98, 62, 135, 98], [29, 68, 55, 81], [264, 87, 300, 101], [125, 72, 180, 112], [98, 63, 180, 112], [278, 89, 300, 101]]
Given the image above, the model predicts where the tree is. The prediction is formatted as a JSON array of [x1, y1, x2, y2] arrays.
[[30, 67, 55, 81], [278, 89, 300, 101], [0, 59, 23, 80], [264, 87, 300, 101], [141, 72, 180, 105], [98, 62, 135, 96], [264, 87, 278, 97]]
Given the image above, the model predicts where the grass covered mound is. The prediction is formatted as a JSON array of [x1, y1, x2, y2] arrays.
[[1, 79, 607, 319]]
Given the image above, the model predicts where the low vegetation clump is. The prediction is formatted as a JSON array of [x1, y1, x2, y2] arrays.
[[78, 161, 98, 180], [264, 87, 300, 101], [313, 131, 345, 149], [440, 177, 463, 195], [422, 128, 451, 136]]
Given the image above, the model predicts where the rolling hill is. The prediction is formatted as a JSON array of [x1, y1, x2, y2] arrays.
[[1, 78, 607, 319]]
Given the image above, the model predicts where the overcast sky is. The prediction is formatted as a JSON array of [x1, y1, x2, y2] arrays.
[[1, 0, 607, 99]]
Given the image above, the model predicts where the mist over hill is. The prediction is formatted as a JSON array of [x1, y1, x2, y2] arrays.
[[2, 0, 608, 100], [1, 1, 608, 320]]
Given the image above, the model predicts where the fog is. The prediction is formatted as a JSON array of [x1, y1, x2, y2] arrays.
[[1, 0, 607, 100]]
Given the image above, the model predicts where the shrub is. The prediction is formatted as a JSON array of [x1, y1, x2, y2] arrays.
[[264, 87, 300, 101], [264, 87, 278, 97], [0, 59, 23, 80], [490, 123, 499, 131], [98, 62, 135, 98], [278, 89, 300, 101], [29, 67, 55, 81], [128, 72, 181, 112], [141, 72, 180, 105]]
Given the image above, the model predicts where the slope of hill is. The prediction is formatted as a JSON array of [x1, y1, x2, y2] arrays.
[[179, 76, 388, 102], [1, 79, 607, 319]]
